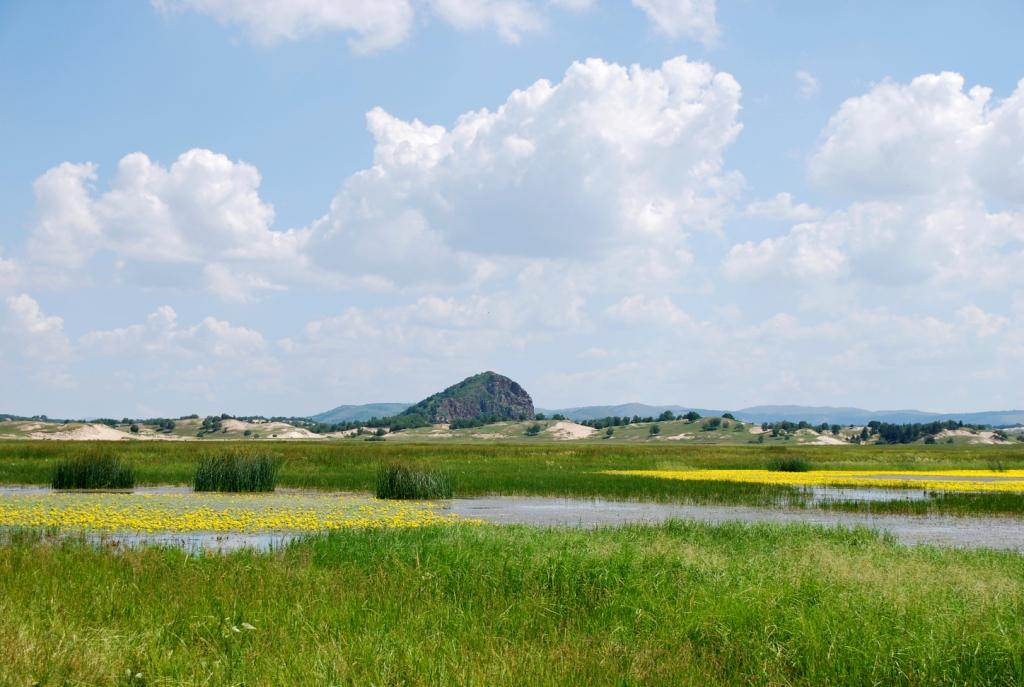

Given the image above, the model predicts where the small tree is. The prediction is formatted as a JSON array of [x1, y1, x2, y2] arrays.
[[129, 423, 139, 434], [525, 423, 542, 436], [683, 411, 701, 422], [722, 412, 736, 420], [658, 410, 675, 422], [649, 424, 661, 436], [605, 427, 614, 438]]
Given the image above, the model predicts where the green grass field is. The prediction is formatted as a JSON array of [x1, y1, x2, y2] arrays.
[[4, 441, 1024, 684], [2, 522, 1023, 685], [4, 440, 1024, 514]]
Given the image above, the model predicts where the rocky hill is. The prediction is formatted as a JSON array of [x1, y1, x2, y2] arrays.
[[399, 372, 535, 424]]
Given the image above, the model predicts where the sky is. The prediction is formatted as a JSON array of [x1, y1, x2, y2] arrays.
[[1, 0, 1023, 418]]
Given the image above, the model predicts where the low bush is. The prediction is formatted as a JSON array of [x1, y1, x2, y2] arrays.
[[52, 450, 135, 489], [376, 463, 452, 500], [193, 450, 278, 492], [767, 456, 811, 472]]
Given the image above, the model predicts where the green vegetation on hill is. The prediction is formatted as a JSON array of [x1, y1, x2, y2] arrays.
[[398, 371, 535, 424]]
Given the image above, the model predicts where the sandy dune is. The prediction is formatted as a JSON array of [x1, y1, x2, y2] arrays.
[[545, 421, 596, 440], [30, 424, 141, 441]]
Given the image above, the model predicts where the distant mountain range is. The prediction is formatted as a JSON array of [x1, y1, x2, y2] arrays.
[[311, 401, 1024, 427], [310, 403, 412, 424]]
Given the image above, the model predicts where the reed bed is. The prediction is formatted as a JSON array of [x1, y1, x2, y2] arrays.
[[51, 450, 135, 489], [767, 456, 812, 472], [193, 450, 278, 492], [375, 463, 452, 499]]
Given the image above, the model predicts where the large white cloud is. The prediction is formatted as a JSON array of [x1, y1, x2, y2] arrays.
[[808, 72, 1024, 201], [28, 149, 309, 300], [77, 306, 278, 410], [81, 305, 266, 359], [310, 55, 742, 284], [728, 73, 1024, 294], [2, 294, 72, 363]]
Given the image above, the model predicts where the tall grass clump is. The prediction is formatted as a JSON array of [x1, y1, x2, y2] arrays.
[[51, 450, 135, 489], [376, 463, 452, 500], [766, 456, 811, 472], [193, 450, 278, 492]]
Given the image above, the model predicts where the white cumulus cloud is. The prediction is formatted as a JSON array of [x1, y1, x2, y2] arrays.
[[310, 55, 743, 285], [632, 0, 718, 45], [28, 149, 309, 300]]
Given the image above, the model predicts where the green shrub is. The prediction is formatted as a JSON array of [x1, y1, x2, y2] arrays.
[[525, 423, 542, 437], [52, 450, 135, 489], [193, 450, 278, 492], [375, 463, 452, 500], [767, 456, 811, 472]]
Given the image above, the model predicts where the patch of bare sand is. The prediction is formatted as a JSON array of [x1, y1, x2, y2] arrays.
[[545, 421, 596, 441], [263, 422, 324, 440], [662, 433, 695, 441], [30, 424, 140, 441]]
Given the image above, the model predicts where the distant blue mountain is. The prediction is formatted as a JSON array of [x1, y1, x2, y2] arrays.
[[310, 403, 412, 424]]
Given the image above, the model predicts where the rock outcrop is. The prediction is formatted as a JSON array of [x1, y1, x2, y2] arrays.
[[400, 371, 535, 423]]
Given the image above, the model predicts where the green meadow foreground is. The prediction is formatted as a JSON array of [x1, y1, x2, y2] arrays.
[[4, 441, 1024, 684], [4, 523, 1024, 685]]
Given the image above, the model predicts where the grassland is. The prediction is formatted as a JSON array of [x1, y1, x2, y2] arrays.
[[2, 522, 1023, 685], [4, 440, 1024, 514]]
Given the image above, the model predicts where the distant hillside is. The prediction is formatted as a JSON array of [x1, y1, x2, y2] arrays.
[[540, 403, 1024, 427], [400, 372, 535, 423], [732, 406, 1024, 427], [540, 404, 723, 422], [310, 403, 411, 424]]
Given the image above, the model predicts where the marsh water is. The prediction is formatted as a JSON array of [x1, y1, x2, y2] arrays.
[[2, 485, 1021, 553]]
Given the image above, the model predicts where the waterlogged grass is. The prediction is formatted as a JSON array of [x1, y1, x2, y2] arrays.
[[0, 492, 468, 532], [376, 463, 453, 499], [51, 450, 135, 490], [606, 468, 1024, 492], [6, 441, 1024, 514], [1, 522, 1024, 685], [194, 450, 278, 492]]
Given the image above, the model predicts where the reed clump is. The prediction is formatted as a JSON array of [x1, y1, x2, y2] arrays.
[[52, 450, 136, 489], [767, 456, 811, 472], [193, 450, 279, 492], [376, 463, 452, 500]]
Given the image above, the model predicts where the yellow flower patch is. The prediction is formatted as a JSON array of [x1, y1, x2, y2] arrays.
[[0, 492, 472, 533], [601, 469, 1024, 493]]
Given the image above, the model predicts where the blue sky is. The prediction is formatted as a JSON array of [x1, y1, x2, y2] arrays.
[[1, 0, 1023, 417]]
